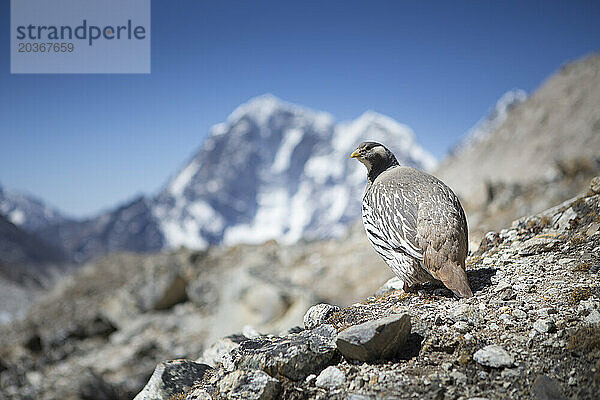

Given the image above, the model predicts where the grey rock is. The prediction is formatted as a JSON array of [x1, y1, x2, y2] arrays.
[[449, 304, 472, 322], [197, 337, 241, 368], [584, 309, 600, 325], [232, 324, 337, 380], [218, 369, 281, 400], [453, 321, 471, 333], [556, 207, 577, 231], [494, 280, 515, 300], [374, 276, 405, 296], [315, 366, 346, 389], [347, 394, 375, 400], [532, 375, 567, 400], [184, 387, 213, 400], [336, 314, 411, 361], [133, 360, 211, 400], [512, 309, 528, 320], [590, 176, 600, 194], [501, 368, 521, 378], [533, 319, 556, 334], [473, 345, 514, 368], [303, 303, 341, 330], [449, 370, 467, 385], [519, 236, 560, 256]]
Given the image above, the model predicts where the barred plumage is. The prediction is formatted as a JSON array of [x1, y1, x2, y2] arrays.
[[351, 141, 473, 298]]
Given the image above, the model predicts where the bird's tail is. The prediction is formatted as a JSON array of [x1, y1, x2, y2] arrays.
[[437, 261, 473, 298]]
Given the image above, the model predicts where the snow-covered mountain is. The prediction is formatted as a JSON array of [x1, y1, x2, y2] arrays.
[[452, 89, 527, 154], [0, 184, 67, 231], [10, 95, 436, 263], [153, 94, 436, 249]]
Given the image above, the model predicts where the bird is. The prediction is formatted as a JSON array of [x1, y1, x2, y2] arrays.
[[350, 141, 473, 298]]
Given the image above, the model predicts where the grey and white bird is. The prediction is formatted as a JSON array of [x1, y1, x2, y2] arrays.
[[351, 141, 473, 298]]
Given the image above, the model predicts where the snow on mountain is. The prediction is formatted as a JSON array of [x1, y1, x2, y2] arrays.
[[453, 89, 527, 153], [0, 184, 67, 232], [153, 94, 436, 249], [3, 95, 436, 262]]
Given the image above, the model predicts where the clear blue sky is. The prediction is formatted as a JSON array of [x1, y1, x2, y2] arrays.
[[1, 1, 599, 217]]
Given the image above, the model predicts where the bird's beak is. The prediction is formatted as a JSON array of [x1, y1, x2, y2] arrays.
[[350, 149, 361, 159]]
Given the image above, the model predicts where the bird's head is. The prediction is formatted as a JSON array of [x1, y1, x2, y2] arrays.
[[350, 141, 399, 175]]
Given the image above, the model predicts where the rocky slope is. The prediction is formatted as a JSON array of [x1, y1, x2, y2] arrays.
[[450, 88, 527, 155], [0, 218, 392, 399], [437, 53, 600, 207], [1, 177, 599, 399], [138, 176, 600, 400]]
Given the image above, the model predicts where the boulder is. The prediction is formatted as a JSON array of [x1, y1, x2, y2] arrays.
[[336, 314, 411, 361], [473, 345, 514, 368], [303, 303, 341, 330], [133, 360, 211, 400]]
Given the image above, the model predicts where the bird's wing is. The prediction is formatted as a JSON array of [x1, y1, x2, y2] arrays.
[[363, 183, 423, 262]]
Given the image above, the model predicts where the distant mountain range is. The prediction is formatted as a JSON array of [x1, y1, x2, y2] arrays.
[[0, 185, 67, 231], [1, 95, 436, 263]]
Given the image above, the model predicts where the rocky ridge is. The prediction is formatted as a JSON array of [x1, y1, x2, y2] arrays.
[[437, 53, 600, 247]]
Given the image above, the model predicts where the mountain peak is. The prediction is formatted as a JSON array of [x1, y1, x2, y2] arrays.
[[353, 110, 415, 138], [456, 88, 527, 153], [228, 94, 333, 127]]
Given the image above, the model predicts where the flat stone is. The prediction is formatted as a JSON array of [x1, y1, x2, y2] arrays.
[[473, 345, 514, 368], [336, 314, 411, 361], [303, 304, 341, 330], [218, 369, 281, 400], [133, 360, 211, 400], [315, 366, 346, 389], [519, 236, 560, 256], [233, 324, 337, 380]]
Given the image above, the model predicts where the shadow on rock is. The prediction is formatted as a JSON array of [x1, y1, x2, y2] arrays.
[[395, 332, 424, 361], [467, 267, 496, 293]]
